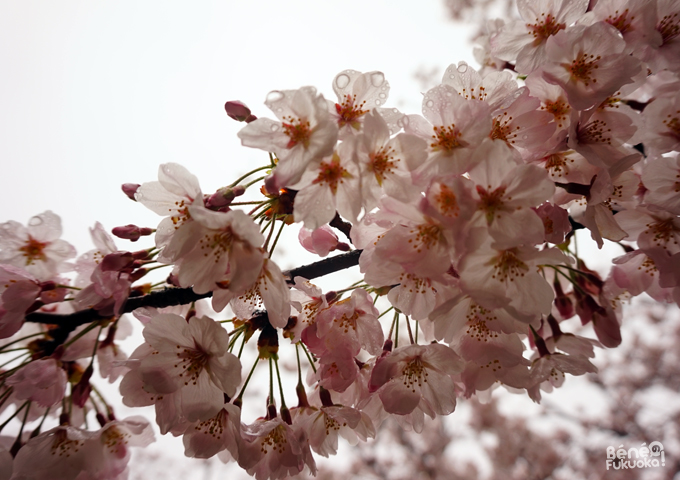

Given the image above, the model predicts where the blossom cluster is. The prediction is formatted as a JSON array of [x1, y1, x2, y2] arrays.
[[0, 0, 679, 478]]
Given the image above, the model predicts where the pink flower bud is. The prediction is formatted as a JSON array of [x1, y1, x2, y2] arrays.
[[100, 252, 134, 272], [206, 185, 245, 209], [299, 225, 339, 257], [121, 183, 140, 201], [224, 100, 257, 122], [112, 225, 153, 242]]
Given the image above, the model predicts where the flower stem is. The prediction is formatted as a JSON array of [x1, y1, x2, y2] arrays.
[[229, 165, 272, 189], [236, 356, 259, 401], [274, 357, 287, 410]]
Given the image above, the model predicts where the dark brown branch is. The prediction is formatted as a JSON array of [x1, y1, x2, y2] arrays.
[[24, 249, 363, 327]]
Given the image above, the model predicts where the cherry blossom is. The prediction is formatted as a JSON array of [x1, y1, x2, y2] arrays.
[[238, 86, 339, 189], [0, 211, 75, 281]]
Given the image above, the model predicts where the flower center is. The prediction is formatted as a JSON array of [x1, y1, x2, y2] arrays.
[[476, 185, 508, 224], [282, 116, 312, 149], [543, 153, 575, 178], [579, 119, 612, 145], [313, 155, 351, 195], [662, 110, 680, 139], [369, 146, 398, 185], [19, 235, 48, 266], [527, 13, 565, 43], [606, 9, 633, 34], [261, 425, 287, 454], [335, 94, 368, 129], [408, 224, 442, 253], [402, 358, 428, 392], [50, 429, 85, 457], [658, 12, 680, 44], [175, 343, 209, 385], [491, 249, 529, 282], [431, 125, 465, 152], [199, 229, 235, 264], [541, 99, 570, 128], [434, 184, 460, 218], [489, 112, 518, 144], [567, 53, 601, 86]]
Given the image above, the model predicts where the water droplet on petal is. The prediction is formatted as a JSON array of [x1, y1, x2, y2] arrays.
[[457, 63, 468, 73], [271, 124, 280, 132], [522, 135, 528, 140], [276, 108, 283, 113], [335, 74, 350, 89], [392, 108, 399, 113], [425, 100, 435, 108], [402, 116, 410, 126], [370, 72, 385, 87], [29, 216, 43, 227], [449, 74, 455, 79], [266, 91, 284, 103], [375, 99, 382, 105], [379, 93, 387, 99]]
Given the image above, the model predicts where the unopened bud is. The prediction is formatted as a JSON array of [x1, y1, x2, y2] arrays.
[[72, 365, 93, 408], [225, 100, 257, 123], [100, 252, 134, 272], [122, 183, 140, 201], [206, 185, 246, 209], [112, 224, 154, 242]]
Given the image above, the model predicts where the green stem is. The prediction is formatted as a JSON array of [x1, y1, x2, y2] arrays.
[[0, 401, 29, 433], [244, 175, 266, 190], [0, 332, 43, 353], [300, 342, 317, 374], [62, 321, 102, 350], [229, 165, 272, 188], [405, 316, 415, 344], [237, 356, 260, 401], [274, 357, 287, 409], [268, 220, 286, 256]]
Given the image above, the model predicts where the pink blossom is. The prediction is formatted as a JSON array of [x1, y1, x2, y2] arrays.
[[541, 22, 642, 111], [120, 314, 241, 425], [161, 205, 264, 295], [490, 0, 589, 73], [238, 86, 339, 189], [0, 265, 41, 338], [368, 343, 464, 417], [298, 225, 340, 257], [6, 358, 67, 408], [239, 416, 315, 480], [10, 416, 154, 480], [641, 154, 680, 215], [134, 163, 203, 250], [330, 70, 390, 136], [0, 211, 75, 281]]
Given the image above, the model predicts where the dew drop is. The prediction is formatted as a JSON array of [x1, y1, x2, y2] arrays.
[[449, 74, 456, 79], [276, 107, 283, 113], [522, 135, 528, 140], [402, 116, 410, 126], [266, 91, 284, 103], [335, 74, 350, 89], [392, 108, 399, 113], [271, 124, 280, 132], [371, 72, 385, 87], [425, 100, 435, 108], [457, 63, 468, 73], [375, 99, 382, 105], [379, 93, 387, 99], [29, 216, 43, 227]]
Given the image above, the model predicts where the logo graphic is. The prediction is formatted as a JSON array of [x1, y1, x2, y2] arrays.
[[606, 441, 665, 470]]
